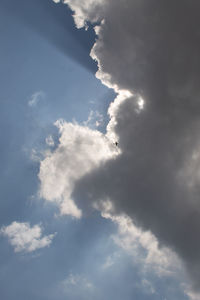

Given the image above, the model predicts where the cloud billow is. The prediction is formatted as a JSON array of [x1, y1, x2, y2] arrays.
[[47, 0, 200, 293], [1, 222, 55, 253], [62, 0, 200, 291]]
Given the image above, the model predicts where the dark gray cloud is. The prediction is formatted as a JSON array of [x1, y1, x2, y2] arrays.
[[68, 0, 200, 291]]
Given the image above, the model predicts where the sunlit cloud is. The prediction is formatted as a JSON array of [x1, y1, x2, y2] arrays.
[[39, 119, 118, 218], [1, 222, 55, 253]]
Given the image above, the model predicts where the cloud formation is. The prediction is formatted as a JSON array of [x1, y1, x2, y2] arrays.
[[47, 0, 200, 293], [1, 222, 55, 253], [54, 0, 104, 28], [101, 203, 179, 277], [39, 119, 118, 217], [28, 91, 45, 107]]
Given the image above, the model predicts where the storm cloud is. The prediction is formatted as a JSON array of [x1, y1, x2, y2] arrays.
[[46, 0, 200, 293], [62, 0, 200, 291]]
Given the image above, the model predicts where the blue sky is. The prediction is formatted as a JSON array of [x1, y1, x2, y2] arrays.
[[0, 1, 114, 298], [0, 1, 198, 299], [0, 0, 113, 221]]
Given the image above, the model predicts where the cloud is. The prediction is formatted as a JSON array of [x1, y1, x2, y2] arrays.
[[101, 252, 119, 270], [141, 279, 155, 295], [99, 200, 180, 277], [30, 148, 42, 162], [28, 91, 45, 107], [51, 0, 104, 28], [83, 110, 104, 128], [60, 273, 95, 299], [62, 0, 105, 28], [1, 222, 55, 253], [62, 273, 94, 290], [56, 0, 200, 293], [39, 119, 118, 218], [185, 289, 200, 300], [45, 135, 55, 147]]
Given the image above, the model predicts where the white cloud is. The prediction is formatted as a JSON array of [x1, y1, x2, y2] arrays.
[[99, 201, 180, 277], [39, 120, 118, 218], [62, 0, 105, 28], [28, 91, 45, 107], [1, 222, 55, 253]]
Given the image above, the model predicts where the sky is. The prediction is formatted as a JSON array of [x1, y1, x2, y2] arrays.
[[1, 0, 200, 299]]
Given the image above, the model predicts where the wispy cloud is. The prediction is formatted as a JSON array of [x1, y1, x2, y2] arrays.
[[28, 91, 45, 107], [83, 110, 104, 128], [45, 135, 55, 147], [60, 273, 95, 298], [62, 273, 94, 290], [101, 252, 120, 270]]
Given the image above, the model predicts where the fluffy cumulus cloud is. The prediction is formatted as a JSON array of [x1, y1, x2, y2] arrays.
[[39, 120, 118, 218], [1, 222, 55, 253], [46, 0, 200, 295]]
